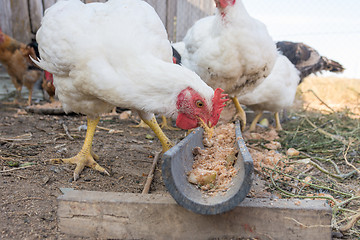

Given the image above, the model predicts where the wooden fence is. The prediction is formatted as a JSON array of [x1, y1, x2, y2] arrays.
[[0, 0, 214, 44]]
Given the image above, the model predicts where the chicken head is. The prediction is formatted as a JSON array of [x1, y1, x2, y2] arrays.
[[176, 87, 228, 134], [214, 0, 236, 9]]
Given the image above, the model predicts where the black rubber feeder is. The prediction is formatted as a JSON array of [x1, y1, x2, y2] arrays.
[[162, 121, 254, 215]]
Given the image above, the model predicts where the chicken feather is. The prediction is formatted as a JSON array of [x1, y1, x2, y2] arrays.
[[238, 55, 300, 113], [178, 0, 277, 97], [33, 0, 227, 180], [34, 0, 214, 118]]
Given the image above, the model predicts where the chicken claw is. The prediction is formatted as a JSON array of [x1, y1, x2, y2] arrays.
[[131, 119, 150, 128], [51, 117, 109, 180], [52, 150, 109, 181], [159, 116, 180, 131]]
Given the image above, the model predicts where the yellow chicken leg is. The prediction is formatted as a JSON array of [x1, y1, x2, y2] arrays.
[[27, 88, 33, 106], [52, 116, 109, 180], [249, 112, 263, 132], [232, 97, 246, 131], [142, 116, 174, 152], [159, 116, 180, 130], [274, 112, 283, 131], [131, 119, 150, 128]]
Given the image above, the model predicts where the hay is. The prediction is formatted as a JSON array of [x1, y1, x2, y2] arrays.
[[245, 109, 360, 238]]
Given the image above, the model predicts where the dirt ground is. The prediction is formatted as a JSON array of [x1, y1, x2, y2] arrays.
[[0, 101, 189, 239], [1, 70, 359, 239]]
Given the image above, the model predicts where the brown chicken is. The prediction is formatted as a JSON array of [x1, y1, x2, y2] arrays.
[[42, 71, 56, 102], [0, 29, 42, 105]]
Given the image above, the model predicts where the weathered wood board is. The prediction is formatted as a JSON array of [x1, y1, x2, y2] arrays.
[[0, 0, 214, 44], [58, 190, 332, 240]]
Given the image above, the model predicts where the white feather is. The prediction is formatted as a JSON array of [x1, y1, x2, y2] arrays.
[[173, 0, 277, 97], [34, 0, 214, 118], [238, 55, 301, 113]]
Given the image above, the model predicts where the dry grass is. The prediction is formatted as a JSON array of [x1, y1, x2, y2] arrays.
[[246, 76, 360, 238], [297, 76, 360, 117]]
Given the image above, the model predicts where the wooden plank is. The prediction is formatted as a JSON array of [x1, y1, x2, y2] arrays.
[[166, 0, 177, 42], [28, 0, 44, 35], [0, 0, 13, 35], [43, 0, 57, 11], [58, 190, 332, 240], [144, 0, 167, 28], [175, 0, 215, 41], [10, 0, 32, 43]]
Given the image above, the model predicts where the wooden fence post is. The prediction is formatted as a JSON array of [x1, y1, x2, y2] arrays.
[[166, 0, 177, 42], [10, 0, 32, 43], [1, 0, 214, 44], [0, 0, 13, 35], [43, 0, 57, 11], [28, 0, 43, 35]]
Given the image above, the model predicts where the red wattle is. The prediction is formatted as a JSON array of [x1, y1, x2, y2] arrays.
[[176, 112, 198, 130], [45, 71, 54, 83]]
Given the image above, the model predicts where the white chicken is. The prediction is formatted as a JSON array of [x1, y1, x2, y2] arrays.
[[173, 0, 277, 130], [34, 0, 227, 180], [238, 41, 344, 132], [237, 55, 300, 131]]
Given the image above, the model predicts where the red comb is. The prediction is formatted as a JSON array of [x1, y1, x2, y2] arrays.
[[215, 0, 236, 9], [209, 88, 229, 127], [212, 88, 229, 110]]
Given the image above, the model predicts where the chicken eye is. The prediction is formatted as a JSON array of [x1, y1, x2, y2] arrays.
[[196, 100, 204, 108]]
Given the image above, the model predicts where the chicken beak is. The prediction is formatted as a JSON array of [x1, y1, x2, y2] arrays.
[[199, 118, 214, 139]]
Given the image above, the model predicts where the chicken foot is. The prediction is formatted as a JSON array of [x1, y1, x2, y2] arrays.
[[249, 112, 283, 132], [232, 97, 246, 131], [141, 115, 174, 152], [133, 116, 180, 131], [131, 119, 150, 128], [51, 116, 109, 180], [159, 116, 180, 130]]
